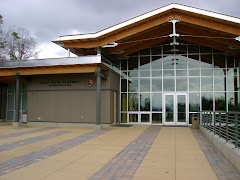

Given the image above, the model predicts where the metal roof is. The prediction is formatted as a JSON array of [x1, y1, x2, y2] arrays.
[[54, 3, 240, 42], [0, 55, 101, 69]]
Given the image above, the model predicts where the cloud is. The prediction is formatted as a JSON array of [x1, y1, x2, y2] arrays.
[[1, 0, 240, 59]]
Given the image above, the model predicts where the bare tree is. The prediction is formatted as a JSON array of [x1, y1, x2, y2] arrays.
[[0, 15, 6, 60], [4, 27, 40, 60], [0, 15, 39, 61]]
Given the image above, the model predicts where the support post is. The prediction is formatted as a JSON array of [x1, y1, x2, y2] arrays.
[[15, 73, 20, 122], [96, 65, 101, 125], [12, 72, 22, 127]]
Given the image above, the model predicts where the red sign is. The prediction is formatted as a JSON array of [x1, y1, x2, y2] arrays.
[[87, 79, 94, 87]]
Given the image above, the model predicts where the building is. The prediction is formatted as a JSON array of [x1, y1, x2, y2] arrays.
[[0, 3, 239, 126]]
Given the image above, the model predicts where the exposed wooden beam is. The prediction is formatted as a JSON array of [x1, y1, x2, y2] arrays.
[[176, 13, 240, 36], [114, 37, 170, 58], [63, 14, 170, 49], [0, 65, 98, 77], [107, 27, 171, 53], [74, 48, 96, 55], [177, 24, 240, 48], [179, 36, 240, 54]]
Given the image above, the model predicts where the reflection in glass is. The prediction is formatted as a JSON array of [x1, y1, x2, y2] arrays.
[[189, 93, 200, 112], [226, 56, 234, 68], [176, 77, 187, 91], [121, 113, 127, 123], [140, 93, 150, 111], [165, 95, 174, 122], [152, 113, 162, 123], [201, 69, 213, 76], [214, 76, 226, 91], [201, 54, 213, 68], [128, 57, 138, 70], [140, 56, 150, 70], [129, 114, 138, 123], [121, 79, 127, 92], [128, 71, 138, 77], [140, 48, 150, 55], [152, 93, 162, 111], [140, 71, 150, 77], [176, 70, 187, 76], [228, 92, 240, 111], [141, 114, 150, 123], [176, 55, 187, 69], [128, 79, 138, 92], [214, 54, 225, 68], [121, 94, 127, 111], [7, 94, 14, 110], [201, 77, 213, 91], [189, 69, 200, 76], [163, 56, 174, 69], [152, 79, 162, 92], [189, 77, 200, 91], [121, 59, 127, 70], [202, 92, 213, 111], [140, 78, 150, 92], [152, 56, 162, 69], [214, 69, 226, 76], [151, 46, 161, 55], [188, 45, 199, 53], [188, 55, 199, 69], [7, 112, 14, 121], [227, 76, 239, 91], [163, 70, 174, 76], [152, 70, 162, 77], [163, 77, 175, 91], [128, 93, 138, 111], [215, 92, 226, 111], [177, 95, 186, 122]]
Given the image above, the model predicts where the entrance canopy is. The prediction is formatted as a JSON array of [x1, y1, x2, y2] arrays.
[[53, 3, 240, 58]]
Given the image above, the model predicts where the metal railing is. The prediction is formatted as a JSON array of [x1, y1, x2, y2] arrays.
[[201, 111, 240, 149]]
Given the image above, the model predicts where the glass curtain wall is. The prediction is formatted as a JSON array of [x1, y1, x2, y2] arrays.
[[120, 40, 240, 124], [7, 82, 27, 121]]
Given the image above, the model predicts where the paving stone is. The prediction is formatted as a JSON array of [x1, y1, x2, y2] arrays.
[[0, 131, 71, 152], [0, 129, 111, 176], [191, 128, 240, 180], [0, 127, 56, 140], [89, 126, 161, 180]]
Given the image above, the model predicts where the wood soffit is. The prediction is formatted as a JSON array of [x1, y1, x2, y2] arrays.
[[62, 9, 240, 58], [0, 64, 106, 77]]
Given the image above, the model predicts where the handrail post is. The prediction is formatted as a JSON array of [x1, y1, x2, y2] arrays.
[[234, 114, 239, 149], [219, 113, 222, 139], [226, 112, 229, 143], [214, 112, 216, 135]]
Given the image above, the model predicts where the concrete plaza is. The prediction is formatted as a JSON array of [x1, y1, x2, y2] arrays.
[[0, 123, 239, 180]]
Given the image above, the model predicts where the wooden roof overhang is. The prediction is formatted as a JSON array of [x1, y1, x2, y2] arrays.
[[54, 3, 240, 59], [0, 54, 110, 83]]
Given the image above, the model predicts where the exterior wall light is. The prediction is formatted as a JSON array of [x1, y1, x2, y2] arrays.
[[235, 36, 240, 41]]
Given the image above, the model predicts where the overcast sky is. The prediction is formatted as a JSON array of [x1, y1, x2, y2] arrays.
[[1, 0, 240, 59]]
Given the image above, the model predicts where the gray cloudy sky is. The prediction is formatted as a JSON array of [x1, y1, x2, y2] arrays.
[[1, 0, 240, 58]]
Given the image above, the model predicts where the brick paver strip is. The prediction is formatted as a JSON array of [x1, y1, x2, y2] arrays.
[[0, 129, 111, 176], [191, 128, 240, 180], [89, 126, 161, 180], [0, 127, 55, 140], [0, 131, 71, 152], [0, 123, 11, 126]]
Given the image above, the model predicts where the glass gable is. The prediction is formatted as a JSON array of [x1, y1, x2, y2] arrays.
[[120, 40, 240, 124]]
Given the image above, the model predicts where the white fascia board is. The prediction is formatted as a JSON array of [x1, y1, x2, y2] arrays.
[[55, 4, 240, 42]]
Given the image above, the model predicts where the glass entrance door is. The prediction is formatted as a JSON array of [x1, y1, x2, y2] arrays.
[[163, 93, 188, 126]]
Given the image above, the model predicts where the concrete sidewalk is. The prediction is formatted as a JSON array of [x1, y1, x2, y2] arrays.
[[0, 124, 238, 180]]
